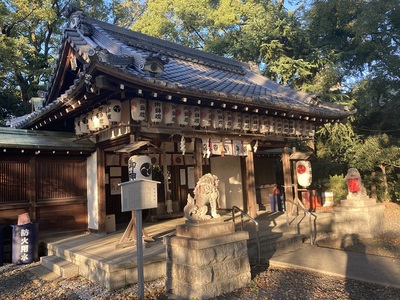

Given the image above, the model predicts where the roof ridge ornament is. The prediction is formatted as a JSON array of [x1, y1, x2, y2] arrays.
[[66, 6, 92, 36], [139, 52, 169, 77]]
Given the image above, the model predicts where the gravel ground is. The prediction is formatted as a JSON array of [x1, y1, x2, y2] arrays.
[[1, 202, 399, 299]]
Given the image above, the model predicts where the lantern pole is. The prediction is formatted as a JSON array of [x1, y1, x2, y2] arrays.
[[136, 209, 145, 300]]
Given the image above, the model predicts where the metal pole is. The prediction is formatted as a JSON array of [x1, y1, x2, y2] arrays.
[[136, 210, 144, 300]]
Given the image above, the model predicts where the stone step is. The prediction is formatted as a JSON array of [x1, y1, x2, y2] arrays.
[[40, 255, 79, 278], [247, 233, 305, 264]]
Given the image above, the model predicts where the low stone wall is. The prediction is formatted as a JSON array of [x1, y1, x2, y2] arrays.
[[334, 199, 385, 238]]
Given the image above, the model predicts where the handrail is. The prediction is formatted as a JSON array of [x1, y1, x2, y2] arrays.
[[285, 199, 317, 245], [231, 206, 260, 265]]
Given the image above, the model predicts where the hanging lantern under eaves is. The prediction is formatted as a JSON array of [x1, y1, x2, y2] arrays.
[[175, 104, 189, 126], [79, 114, 90, 135], [188, 106, 200, 127], [242, 113, 250, 131], [149, 100, 163, 124], [231, 112, 242, 130], [223, 110, 232, 130], [130, 97, 146, 121], [200, 107, 211, 128], [275, 118, 283, 134], [97, 105, 109, 129], [282, 119, 289, 135], [288, 120, 296, 135], [211, 109, 223, 129], [107, 99, 122, 125], [295, 120, 304, 136], [250, 114, 259, 132], [267, 117, 275, 133], [74, 117, 82, 136], [163, 102, 176, 125], [259, 115, 268, 133]]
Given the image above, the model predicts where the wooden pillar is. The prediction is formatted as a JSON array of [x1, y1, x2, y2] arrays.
[[97, 148, 106, 233], [194, 138, 203, 183], [282, 146, 294, 213], [244, 149, 258, 219], [28, 157, 37, 220]]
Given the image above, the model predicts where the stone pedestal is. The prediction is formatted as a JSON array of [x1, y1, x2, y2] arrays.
[[334, 198, 385, 238], [164, 219, 251, 299]]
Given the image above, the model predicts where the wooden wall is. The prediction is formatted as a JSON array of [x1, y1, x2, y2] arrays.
[[0, 155, 88, 232]]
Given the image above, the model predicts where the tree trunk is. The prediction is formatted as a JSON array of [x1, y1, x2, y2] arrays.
[[378, 164, 389, 201]]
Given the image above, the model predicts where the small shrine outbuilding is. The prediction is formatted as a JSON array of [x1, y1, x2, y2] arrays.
[[3, 7, 352, 233]]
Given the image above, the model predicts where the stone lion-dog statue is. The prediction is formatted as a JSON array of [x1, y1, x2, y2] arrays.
[[184, 173, 221, 221]]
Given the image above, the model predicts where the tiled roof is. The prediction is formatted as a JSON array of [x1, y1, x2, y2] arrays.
[[0, 128, 95, 152], [11, 8, 352, 129]]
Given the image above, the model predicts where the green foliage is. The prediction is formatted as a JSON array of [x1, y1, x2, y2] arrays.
[[325, 174, 347, 203]]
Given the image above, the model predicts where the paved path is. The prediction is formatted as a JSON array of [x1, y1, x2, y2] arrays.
[[269, 244, 400, 289]]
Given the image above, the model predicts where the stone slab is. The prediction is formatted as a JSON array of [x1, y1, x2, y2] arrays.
[[164, 230, 249, 250], [176, 220, 234, 239]]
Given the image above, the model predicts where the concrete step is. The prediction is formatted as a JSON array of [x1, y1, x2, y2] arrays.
[[247, 232, 305, 264], [40, 255, 79, 278]]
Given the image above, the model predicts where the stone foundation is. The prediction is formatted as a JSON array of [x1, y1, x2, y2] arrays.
[[164, 219, 251, 299], [334, 198, 385, 238]]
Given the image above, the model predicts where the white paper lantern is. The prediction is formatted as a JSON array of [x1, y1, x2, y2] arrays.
[[282, 119, 289, 135], [275, 118, 283, 134], [250, 114, 259, 132], [211, 109, 224, 129], [188, 106, 200, 127], [296, 160, 312, 188], [128, 155, 152, 181], [288, 120, 296, 135], [267, 117, 275, 133], [163, 102, 176, 125], [107, 99, 122, 125], [295, 120, 304, 136], [200, 107, 211, 128], [74, 117, 82, 136], [242, 113, 250, 131], [223, 111, 232, 130], [303, 122, 312, 136], [175, 105, 189, 126], [92, 108, 102, 131], [88, 111, 96, 132], [80, 114, 90, 135], [232, 112, 242, 130], [259, 115, 268, 133], [308, 124, 315, 137], [97, 105, 109, 129], [130, 97, 146, 121], [149, 100, 163, 124]]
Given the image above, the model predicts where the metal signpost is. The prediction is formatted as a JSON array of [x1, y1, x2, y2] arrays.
[[119, 179, 159, 300]]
